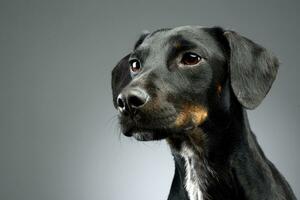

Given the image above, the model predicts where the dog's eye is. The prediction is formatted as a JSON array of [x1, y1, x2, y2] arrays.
[[180, 52, 202, 66], [129, 59, 141, 74]]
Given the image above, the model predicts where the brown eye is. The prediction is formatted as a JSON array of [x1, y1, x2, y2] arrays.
[[129, 59, 142, 74], [181, 52, 202, 66]]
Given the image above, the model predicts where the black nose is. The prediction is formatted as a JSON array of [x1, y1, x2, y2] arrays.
[[117, 88, 149, 115]]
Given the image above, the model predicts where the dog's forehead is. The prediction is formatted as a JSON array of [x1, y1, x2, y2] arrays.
[[140, 26, 213, 49]]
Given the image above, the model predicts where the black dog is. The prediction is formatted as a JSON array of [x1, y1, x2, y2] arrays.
[[111, 26, 296, 200]]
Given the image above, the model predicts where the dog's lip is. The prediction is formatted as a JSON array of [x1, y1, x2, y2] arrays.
[[123, 125, 135, 137], [120, 114, 177, 136], [121, 119, 196, 140], [122, 125, 170, 141], [132, 131, 155, 141], [123, 125, 152, 138]]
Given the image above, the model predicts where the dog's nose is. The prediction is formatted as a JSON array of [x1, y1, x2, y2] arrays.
[[117, 88, 149, 115]]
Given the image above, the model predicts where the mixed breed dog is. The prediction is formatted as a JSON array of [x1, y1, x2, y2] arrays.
[[111, 26, 297, 200]]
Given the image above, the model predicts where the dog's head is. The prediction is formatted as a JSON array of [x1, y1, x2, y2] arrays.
[[111, 26, 279, 141]]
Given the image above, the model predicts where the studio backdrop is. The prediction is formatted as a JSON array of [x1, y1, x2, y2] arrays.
[[0, 0, 299, 200]]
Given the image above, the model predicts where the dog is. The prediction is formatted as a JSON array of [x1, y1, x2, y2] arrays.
[[111, 26, 296, 200]]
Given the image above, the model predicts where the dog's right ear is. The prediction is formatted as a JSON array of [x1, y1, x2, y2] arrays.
[[134, 30, 150, 49], [111, 54, 131, 108]]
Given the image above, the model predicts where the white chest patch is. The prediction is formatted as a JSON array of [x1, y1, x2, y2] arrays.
[[180, 145, 203, 200]]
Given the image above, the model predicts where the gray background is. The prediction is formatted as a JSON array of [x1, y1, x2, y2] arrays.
[[0, 0, 299, 200]]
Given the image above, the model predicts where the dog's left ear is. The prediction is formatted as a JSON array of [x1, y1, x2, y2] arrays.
[[111, 54, 131, 108], [224, 31, 279, 109]]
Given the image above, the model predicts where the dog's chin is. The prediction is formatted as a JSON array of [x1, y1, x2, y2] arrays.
[[132, 131, 167, 141], [122, 126, 170, 141]]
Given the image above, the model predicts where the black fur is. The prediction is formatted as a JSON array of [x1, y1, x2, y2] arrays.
[[111, 26, 296, 200], [224, 31, 279, 109], [134, 31, 150, 49]]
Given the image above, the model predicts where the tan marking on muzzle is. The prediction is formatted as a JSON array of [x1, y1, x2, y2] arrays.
[[175, 104, 208, 127]]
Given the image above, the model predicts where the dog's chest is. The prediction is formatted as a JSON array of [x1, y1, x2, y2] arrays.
[[180, 145, 203, 200]]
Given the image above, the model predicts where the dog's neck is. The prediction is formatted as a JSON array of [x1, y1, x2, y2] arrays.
[[167, 129, 215, 200], [167, 103, 250, 200]]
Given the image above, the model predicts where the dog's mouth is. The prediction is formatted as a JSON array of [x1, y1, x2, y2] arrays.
[[119, 112, 181, 141], [121, 121, 173, 141], [118, 103, 208, 141], [119, 116, 197, 141]]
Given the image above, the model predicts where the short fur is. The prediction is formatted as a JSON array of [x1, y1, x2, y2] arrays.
[[111, 26, 296, 200]]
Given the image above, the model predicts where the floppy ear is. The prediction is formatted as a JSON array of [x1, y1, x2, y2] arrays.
[[111, 54, 131, 108], [224, 31, 279, 109]]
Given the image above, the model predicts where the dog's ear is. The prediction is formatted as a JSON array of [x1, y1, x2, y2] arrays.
[[223, 31, 279, 109], [134, 30, 150, 49], [111, 54, 131, 108]]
